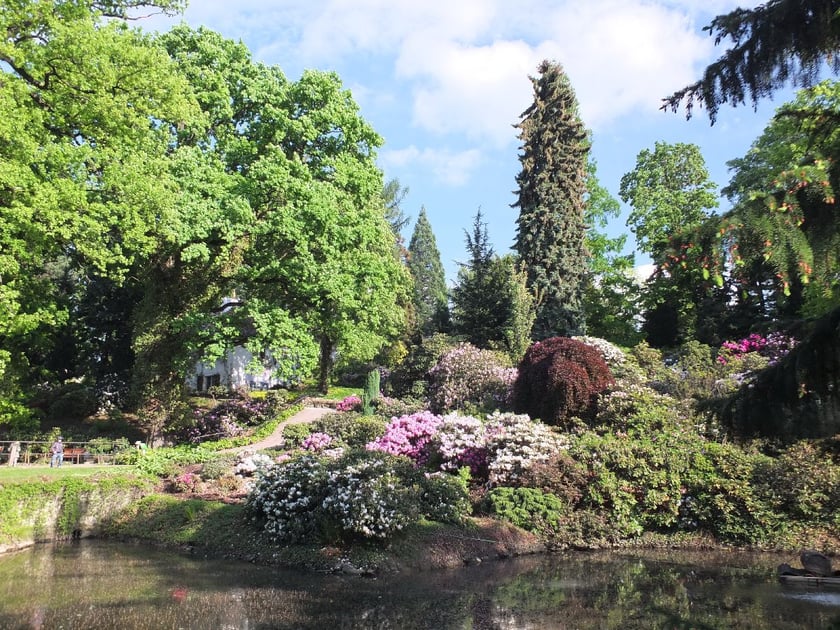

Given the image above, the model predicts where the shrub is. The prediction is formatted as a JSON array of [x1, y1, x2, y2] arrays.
[[516, 451, 589, 507], [245, 453, 330, 542], [486, 486, 564, 535], [312, 413, 388, 449], [756, 441, 840, 525], [322, 451, 420, 540], [170, 398, 273, 444], [336, 395, 362, 412], [420, 469, 472, 524], [593, 378, 689, 435], [430, 413, 488, 476], [365, 411, 443, 465], [385, 333, 458, 398], [199, 454, 238, 480], [374, 396, 426, 419], [282, 422, 313, 448], [301, 432, 333, 452], [427, 343, 517, 414], [573, 335, 626, 368], [484, 412, 568, 485], [512, 337, 614, 425]]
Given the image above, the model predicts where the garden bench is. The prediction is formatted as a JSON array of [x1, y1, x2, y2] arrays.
[[62, 447, 87, 464]]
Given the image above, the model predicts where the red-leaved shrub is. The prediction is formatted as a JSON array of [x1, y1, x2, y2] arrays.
[[513, 337, 614, 425]]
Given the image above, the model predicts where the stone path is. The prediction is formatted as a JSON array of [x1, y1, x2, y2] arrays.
[[224, 406, 335, 453]]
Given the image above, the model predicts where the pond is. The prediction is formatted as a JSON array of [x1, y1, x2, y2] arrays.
[[0, 541, 838, 629]]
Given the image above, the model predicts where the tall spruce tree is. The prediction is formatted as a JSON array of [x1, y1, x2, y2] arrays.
[[407, 207, 450, 335], [513, 60, 590, 339]]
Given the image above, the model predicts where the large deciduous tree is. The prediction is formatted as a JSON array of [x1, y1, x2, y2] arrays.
[[513, 60, 590, 339], [619, 142, 719, 347], [0, 0, 198, 430], [663, 0, 840, 123], [407, 207, 450, 336]]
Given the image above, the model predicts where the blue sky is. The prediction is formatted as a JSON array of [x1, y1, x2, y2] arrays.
[[143, 1, 799, 283]]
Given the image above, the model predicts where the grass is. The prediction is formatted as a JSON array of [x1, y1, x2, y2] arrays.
[[0, 465, 136, 484]]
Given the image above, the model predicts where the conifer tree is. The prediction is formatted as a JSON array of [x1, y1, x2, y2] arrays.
[[663, 0, 840, 123], [513, 60, 590, 338], [407, 207, 450, 335]]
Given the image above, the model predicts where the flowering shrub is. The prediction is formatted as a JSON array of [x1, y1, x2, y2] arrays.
[[302, 432, 333, 452], [336, 395, 362, 412], [366, 411, 443, 465], [172, 471, 199, 492], [717, 332, 797, 366], [171, 399, 273, 444], [233, 451, 274, 476], [322, 452, 419, 539], [484, 412, 568, 485], [245, 454, 331, 542], [430, 413, 488, 475], [573, 336, 626, 368], [246, 450, 458, 542], [427, 343, 517, 413]]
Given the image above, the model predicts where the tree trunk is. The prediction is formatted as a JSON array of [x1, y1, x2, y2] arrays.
[[318, 335, 334, 395]]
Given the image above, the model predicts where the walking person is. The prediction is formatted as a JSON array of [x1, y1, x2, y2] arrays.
[[50, 436, 64, 468]]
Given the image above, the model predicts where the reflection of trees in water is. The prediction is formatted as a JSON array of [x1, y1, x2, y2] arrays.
[[0, 544, 838, 628]]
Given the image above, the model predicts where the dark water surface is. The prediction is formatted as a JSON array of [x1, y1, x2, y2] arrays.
[[0, 541, 839, 629]]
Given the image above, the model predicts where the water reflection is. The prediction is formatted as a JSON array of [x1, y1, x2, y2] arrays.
[[0, 542, 838, 629]]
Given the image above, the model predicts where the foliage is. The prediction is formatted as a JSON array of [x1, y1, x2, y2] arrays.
[[757, 440, 840, 525], [419, 469, 472, 524], [663, 0, 840, 122], [427, 343, 517, 414], [385, 333, 457, 399], [512, 337, 614, 425], [365, 411, 443, 465], [483, 412, 569, 486], [514, 60, 590, 338], [168, 398, 273, 444], [451, 212, 535, 357], [407, 207, 450, 335], [487, 486, 564, 535], [312, 413, 388, 449], [361, 369, 381, 416], [583, 160, 643, 346]]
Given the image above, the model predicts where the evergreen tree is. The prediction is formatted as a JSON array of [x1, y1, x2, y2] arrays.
[[663, 0, 840, 123], [513, 60, 590, 339], [407, 207, 450, 335], [451, 211, 534, 358]]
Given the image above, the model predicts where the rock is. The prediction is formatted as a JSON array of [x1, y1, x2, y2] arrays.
[[800, 551, 833, 577]]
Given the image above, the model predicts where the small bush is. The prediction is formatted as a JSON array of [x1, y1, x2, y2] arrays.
[[200, 454, 238, 480], [427, 343, 517, 414], [282, 422, 313, 447], [420, 469, 472, 524], [513, 337, 614, 425], [487, 486, 564, 535], [312, 413, 388, 449]]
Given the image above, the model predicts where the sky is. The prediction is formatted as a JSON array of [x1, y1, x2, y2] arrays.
[[142, 0, 801, 283]]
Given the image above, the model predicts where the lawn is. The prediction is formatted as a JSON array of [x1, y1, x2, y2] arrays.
[[0, 465, 136, 484]]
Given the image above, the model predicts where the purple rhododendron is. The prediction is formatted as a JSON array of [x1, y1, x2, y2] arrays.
[[366, 411, 443, 464]]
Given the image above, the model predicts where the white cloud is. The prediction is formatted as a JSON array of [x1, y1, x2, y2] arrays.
[[379, 146, 483, 186]]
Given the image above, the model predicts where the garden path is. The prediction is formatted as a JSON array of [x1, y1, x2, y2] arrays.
[[224, 406, 335, 453]]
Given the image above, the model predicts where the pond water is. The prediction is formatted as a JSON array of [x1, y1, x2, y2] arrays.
[[0, 541, 838, 629]]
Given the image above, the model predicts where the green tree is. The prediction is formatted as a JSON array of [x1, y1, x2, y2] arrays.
[[583, 160, 642, 346], [619, 142, 719, 346], [663, 0, 840, 122], [0, 1, 198, 429], [407, 207, 450, 336], [675, 80, 840, 323], [513, 60, 590, 338], [451, 211, 534, 359]]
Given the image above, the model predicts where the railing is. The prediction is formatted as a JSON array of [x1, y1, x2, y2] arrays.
[[0, 440, 137, 465]]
